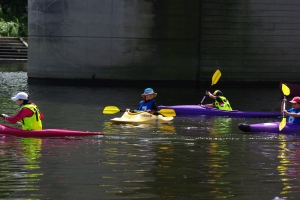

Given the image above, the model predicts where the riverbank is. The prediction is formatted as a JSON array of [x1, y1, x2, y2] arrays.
[[0, 60, 27, 72]]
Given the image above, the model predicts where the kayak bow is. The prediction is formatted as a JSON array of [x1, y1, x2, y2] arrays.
[[239, 122, 300, 134]]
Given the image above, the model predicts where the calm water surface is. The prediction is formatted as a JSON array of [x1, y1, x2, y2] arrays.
[[0, 66, 298, 200]]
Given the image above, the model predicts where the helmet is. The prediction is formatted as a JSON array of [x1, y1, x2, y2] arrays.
[[213, 90, 223, 96]]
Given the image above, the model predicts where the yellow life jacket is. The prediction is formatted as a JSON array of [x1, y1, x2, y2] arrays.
[[214, 96, 232, 111], [20, 104, 42, 130]]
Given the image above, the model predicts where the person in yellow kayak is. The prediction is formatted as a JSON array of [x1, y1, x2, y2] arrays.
[[204, 90, 232, 111], [126, 88, 159, 115], [281, 96, 300, 124], [1, 92, 44, 130]]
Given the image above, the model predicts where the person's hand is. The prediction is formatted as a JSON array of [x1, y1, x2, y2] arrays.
[[1, 114, 8, 119], [282, 99, 287, 103], [282, 110, 288, 116], [146, 109, 151, 113], [125, 108, 130, 112], [206, 91, 210, 95]]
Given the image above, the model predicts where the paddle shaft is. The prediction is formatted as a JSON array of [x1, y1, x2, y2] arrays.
[[200, 96, 206, 104], [283, 96, 286, 116], [200, 89, 212, 105], [200, 70, 221, 104]]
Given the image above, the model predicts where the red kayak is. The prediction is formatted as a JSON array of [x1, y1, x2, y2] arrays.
[[0, 124, 104, 138]]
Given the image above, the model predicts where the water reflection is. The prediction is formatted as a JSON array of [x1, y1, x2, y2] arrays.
[[21, 138, 42, 169], [103, 121, 176, 136], [175, 116, 233, 137], [0, 137, 41, 198], [277, 134, 300, 198]]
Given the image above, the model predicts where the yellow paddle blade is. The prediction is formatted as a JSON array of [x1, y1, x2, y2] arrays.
[[158, 109, 176, 117], [103, 106, 176, 117], [279, 118, 286, 131], [282, 84, 290, 96], [103, 106, 121, 114], [212, 70, 221, 86]]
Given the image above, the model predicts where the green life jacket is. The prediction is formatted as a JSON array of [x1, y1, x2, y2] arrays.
[[214, 96, 232, 111], [20, 104, 42, 130]]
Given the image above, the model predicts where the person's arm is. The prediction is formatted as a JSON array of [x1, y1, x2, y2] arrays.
[[283, 108, 300, 118], [285, 112, 300, 118], [2, 108, 34, 124], [206, 91, 217, 100], [151, 101, 160, 115], [151, 101, 158, 111]]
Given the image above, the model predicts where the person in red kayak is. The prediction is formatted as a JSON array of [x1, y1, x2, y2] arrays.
[[1, 92, 44, 130], [126, 88, 159, 115], [204, 90, 232, 111]]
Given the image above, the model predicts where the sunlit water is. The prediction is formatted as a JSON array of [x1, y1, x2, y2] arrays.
[[0, 64, 297, 199]]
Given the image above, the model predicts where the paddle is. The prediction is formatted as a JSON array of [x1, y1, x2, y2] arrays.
[[279, 84, 290, 131], [103, 106, 176, 117], [200, 69, 222, 104]]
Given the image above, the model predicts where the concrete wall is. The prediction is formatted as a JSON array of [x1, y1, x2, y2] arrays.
[[28, 0, 200, 86], [28, 0, 300, 87], [200, 0, 300, 85]]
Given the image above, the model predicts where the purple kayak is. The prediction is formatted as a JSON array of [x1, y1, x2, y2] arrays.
[[238, 122, 300, 134], [158, 105, 280, 118]]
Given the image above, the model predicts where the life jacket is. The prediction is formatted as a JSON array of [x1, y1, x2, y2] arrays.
[[20, 104, 42, 130], [138, 99, 154, 111], [214, 96, 232, 111], [287, 108, 300, 124]]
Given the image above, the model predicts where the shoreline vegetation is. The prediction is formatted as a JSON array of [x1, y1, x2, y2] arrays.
[[0, 1, 27, 37]]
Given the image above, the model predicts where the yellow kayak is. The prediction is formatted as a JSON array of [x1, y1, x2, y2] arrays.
[[110, 111, 174, 124]]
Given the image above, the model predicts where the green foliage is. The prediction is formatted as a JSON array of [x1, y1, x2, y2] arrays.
[[0, 0, 27, 37], [0, 18, 19, 36]]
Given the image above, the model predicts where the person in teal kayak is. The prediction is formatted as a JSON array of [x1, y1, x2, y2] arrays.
[[1, 92, 44, 130], [204, 90, 232, 111], [282, 96, 300, 124], [126, 88, 159, 115]]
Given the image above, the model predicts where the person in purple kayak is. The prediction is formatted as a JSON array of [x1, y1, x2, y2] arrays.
[[1, 92, 44, 130], [282, 96, 300, 124], [126, 88, 159, 115], [204, 90, 232, 111]]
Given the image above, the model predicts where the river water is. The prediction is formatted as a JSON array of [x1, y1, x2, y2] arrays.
[[0, 64, 297, 200]]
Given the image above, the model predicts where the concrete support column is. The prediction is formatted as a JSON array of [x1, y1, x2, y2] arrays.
[[28, 0, 199, 86]]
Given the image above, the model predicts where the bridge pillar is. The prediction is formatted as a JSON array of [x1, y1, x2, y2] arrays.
[[28, 0, 200, 86]]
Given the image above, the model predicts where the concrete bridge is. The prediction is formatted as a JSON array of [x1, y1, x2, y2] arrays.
[[28, 0, 300, 87]]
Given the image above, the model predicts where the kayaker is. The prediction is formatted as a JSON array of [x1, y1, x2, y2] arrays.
[[281, 96, 300, 124], [204, 90, 232, 111], [1, 92, 44, 130], [126, 88, 159, 115]]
